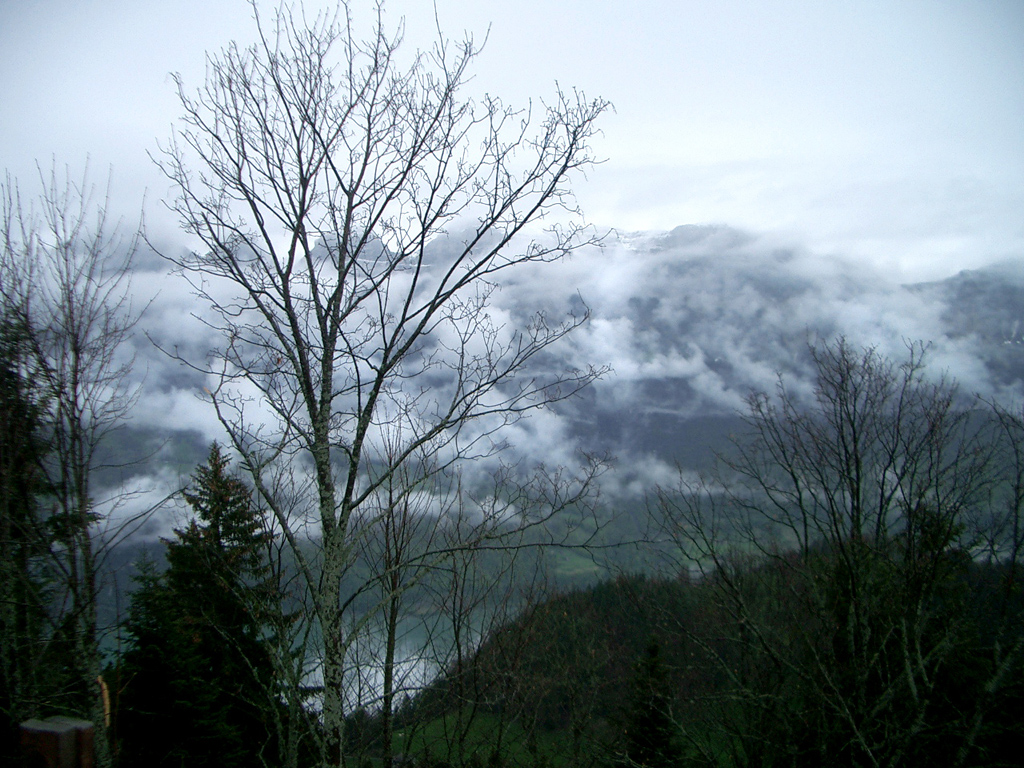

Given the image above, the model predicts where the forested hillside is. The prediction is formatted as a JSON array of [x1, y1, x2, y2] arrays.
[[356, 342, 1024, 768], [386, 564, 1022, 768]]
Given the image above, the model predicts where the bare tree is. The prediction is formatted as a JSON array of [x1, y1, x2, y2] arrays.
[[406, 469, 586, 768], [345, 434, 454, 765], [155, 2, 608, 764], [653, 339, 1016, 767], [258, 483, 323, 768], [957, 399, 1024, 766], [1, 164, 141, 767]]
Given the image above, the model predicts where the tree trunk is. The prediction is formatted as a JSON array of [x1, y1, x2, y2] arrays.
[[321, 531, 347, 768], [382, 582, 400, 766]]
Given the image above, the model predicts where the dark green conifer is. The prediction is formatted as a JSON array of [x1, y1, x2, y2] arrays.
[[118, 443, 278, 767], [621, 640, 682, 768], [0, 312, 61, 759]]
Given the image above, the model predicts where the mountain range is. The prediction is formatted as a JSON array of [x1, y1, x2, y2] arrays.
[[99, 225, 1024, 533]]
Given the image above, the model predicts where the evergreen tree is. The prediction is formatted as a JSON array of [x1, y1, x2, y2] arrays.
[[115, 556, 179, 764], [620, 640, 683, 768], [0, 312, 60, 759], [0, 312, 93, 758], [118, 443, 279, 767]]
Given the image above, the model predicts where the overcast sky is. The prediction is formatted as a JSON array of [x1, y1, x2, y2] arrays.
[[2, 0, 1022, 281]]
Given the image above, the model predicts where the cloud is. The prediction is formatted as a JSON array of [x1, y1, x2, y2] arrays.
[[102, 222, 1024, 521], [95, 463, 190, 543], [130, 386, 222, 442], [470, 225, 1024, 495]]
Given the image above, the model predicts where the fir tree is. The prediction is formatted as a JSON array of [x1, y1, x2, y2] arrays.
[[621, 640, 682, 768], [118, 444, 279, 767], [115, 556, 177, 763], [0, 312, 60, 758]]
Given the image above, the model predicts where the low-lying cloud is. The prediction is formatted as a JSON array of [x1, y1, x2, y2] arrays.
[[123, 223, 1024, 514]]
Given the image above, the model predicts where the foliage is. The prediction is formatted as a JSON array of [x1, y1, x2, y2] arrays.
[[392, 575, 702, 768], [654, 338, 1024, 767], [117, 444, 284, 767], [620, 640, 683, 768], [0, 311, 69, 760], [394, 339, 1024, 768]]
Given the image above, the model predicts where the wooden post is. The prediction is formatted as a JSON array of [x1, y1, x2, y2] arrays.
[[20, 717, 95, 768]]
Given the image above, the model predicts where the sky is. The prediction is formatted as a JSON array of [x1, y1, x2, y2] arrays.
[[2, 0, 1023, 282]]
